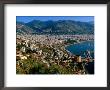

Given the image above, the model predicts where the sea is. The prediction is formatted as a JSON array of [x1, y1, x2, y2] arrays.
[[65, 40, 94, 59], [65, 40, 94, 74]]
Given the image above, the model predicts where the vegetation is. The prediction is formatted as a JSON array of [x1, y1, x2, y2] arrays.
[[16, 41, 89, 74], [16, 58, 86, 74], [16, 20, 94, 35], [64, 39, 78, 45]]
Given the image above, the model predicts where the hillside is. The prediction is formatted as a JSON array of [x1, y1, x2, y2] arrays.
[[16, 20, 94, 35]]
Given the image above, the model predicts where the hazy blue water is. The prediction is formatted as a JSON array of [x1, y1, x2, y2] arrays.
[[66, 41, 94, 58]]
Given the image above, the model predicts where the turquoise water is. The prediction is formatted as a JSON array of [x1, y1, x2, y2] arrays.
[[66, 41, 94, 59]]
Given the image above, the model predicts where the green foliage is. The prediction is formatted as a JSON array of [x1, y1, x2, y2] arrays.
[[64, 39, 77, 44], [16, 20, 94, 35], [16, 37, 90, 74]]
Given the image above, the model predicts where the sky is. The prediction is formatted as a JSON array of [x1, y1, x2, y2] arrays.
[[16, 16, 94, 23]]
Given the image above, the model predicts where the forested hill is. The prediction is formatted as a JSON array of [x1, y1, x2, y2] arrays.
[[16, 20, 94, 35]]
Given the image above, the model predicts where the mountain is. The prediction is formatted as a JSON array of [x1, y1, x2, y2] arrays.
[[16, 20, 94, 35], [16, 22, 36, 34]]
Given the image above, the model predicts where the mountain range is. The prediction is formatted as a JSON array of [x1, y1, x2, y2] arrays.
[[16, 20, 94, 35]]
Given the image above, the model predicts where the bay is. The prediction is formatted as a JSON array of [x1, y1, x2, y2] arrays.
[[66, 40, 94, 59]]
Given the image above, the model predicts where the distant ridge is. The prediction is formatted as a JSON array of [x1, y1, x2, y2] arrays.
[[16, 20, 94, 35]]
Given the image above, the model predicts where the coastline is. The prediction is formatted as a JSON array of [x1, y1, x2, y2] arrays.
[[64, 40, 94, 58], [65, 40, 94, 47]]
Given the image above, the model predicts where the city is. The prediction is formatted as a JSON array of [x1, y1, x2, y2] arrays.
[[16, 34, 94, 74]]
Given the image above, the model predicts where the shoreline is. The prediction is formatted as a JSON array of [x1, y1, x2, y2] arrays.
[[65, 40, 94, 47], [64, 40, 94, 59]]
